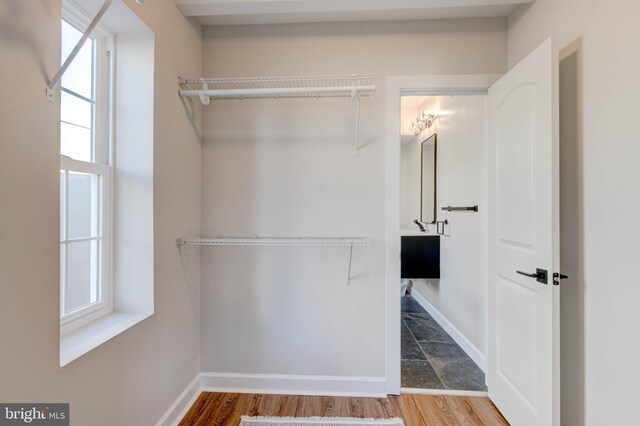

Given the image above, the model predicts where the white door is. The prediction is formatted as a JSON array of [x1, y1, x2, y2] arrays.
[[487, 38, 559, 426]]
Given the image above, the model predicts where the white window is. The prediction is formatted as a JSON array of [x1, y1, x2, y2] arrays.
[[59, 9, 114, 334]]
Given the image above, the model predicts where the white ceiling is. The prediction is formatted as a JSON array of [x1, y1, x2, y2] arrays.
[[176, 0, 535, 26]]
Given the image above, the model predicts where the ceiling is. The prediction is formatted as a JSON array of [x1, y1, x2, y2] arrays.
[[176, 0, 535, 26]]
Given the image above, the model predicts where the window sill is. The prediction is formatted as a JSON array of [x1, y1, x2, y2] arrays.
[[60, 311, 152, 367]]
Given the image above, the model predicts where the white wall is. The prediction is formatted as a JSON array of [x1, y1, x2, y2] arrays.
[[200, 20, 506, 379], [508, 1, 640, 424], [408, 95, 488, 359], [0, 0, 203, 424], [400, 134, 422, 229]]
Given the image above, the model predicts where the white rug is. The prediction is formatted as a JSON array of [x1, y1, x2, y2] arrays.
[[239, 417, 404, 426]]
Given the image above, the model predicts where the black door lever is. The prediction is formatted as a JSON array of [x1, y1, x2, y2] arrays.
[[516, 268, 548, 285]]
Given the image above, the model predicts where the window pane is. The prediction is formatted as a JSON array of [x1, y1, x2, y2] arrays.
[[68, 172, 99, 239], [61, 91, 92, 129], [64, 239, 99, 314], [60, 171, 66, 240], [61, 20, 94, 99], [61, 121, 92, 162], [60, 243, 66, 315]]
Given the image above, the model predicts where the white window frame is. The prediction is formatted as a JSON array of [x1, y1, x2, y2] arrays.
[[60, 3, 115, 336]]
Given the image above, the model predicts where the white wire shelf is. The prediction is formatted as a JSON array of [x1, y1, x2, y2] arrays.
[[176, 236, 371, 247], [178, 74, 375, 157], [177, 235, 370, 285], [178, 74, 375, 101]]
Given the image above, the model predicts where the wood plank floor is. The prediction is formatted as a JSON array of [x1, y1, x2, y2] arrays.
[[179, 392, 509, 425]]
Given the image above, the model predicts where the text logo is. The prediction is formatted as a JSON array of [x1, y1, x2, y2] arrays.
[[0, 404, 69, 425]]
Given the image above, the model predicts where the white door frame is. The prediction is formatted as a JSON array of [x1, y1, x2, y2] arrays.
[[384, 74, 501, 395]]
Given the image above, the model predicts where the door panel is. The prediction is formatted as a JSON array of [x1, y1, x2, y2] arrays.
[[496, 275, 538, 406], [497, 83, 536, 250], [488, 38, 558, 426]]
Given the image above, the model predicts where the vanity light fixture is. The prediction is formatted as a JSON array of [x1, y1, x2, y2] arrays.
[[409, 111, 437, 135]]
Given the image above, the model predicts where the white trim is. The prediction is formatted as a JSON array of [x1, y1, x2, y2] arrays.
[[59, 161, 112, 333], [385, 75, 501, 395], [155, 373, 388, 426], [60, 312, 151, 366], [155, 374, 202, 426], [60, 0, 115, 338], [60, 303, 112, 335], [200, 372, 387, 398], [63, 0, 115, 39], [407, 292, 486, 372], [400, 387, 488, 397]]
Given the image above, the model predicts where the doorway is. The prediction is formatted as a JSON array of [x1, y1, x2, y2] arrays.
[[386, 40, 560, 426], [384, 75, 501, 395], [398, 93, 488, 392]]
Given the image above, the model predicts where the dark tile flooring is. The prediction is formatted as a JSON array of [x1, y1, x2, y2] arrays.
[[401, 295, 487, 391]]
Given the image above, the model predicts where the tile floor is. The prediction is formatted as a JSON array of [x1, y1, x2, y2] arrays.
[[401, 295, 487, 391]]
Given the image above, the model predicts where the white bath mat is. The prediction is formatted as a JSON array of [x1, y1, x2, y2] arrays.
[[239, 416, 404, 426]]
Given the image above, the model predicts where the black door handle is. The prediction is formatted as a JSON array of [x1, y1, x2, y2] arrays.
[[516, 268, 548, 285]]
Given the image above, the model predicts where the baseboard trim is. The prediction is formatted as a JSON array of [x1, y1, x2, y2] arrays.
[[200, 372, 387, 398], [156, 372, 388, 425], [409, 291, 486, 372], [400, 387, 488, 397], [155, 373, 202, 426]]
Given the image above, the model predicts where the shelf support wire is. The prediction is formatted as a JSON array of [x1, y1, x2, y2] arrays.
[[351, 75, 362, 157], [346, 243, 354, 286], [352, 89, 361, 158], [46, 0, 114, 102]]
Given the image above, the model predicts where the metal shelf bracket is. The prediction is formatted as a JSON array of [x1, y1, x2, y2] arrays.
[[353, 92, 361, 158], [46, 0, 114, 102], [199, 79, 210, 106], [346, 244, 354, 285]]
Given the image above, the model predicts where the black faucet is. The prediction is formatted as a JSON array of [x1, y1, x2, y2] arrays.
[[413, 219, 426, 232]]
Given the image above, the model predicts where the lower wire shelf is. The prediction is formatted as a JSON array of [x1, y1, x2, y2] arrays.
[[176, 236, 371, 285], [176, 236, 370, 247]]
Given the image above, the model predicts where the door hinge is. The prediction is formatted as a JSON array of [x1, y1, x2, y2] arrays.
[[553, 272, 568, 286]]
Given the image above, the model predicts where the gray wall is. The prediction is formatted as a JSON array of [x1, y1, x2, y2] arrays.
[[200, 19, 506, 377], [0, 0, 202, 424]]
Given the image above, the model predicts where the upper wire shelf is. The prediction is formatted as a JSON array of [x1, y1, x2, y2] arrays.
[[178, 74, 375, 157], [176, 236, 371, 247], [178, 74, 375, 101]]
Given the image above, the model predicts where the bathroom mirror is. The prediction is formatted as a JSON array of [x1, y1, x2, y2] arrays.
[[420, 134, 437, 223]]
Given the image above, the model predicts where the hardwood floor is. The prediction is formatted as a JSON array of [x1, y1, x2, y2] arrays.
[[179, 392, 509, 425]]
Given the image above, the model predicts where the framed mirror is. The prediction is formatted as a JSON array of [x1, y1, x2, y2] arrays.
[[420, 133, 437, 223]]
